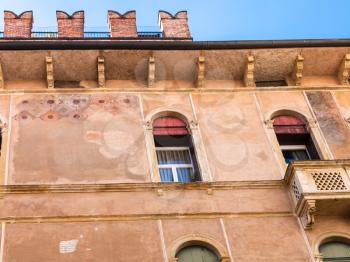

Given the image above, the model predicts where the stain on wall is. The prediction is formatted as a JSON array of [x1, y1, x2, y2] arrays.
[[4, 221, 163, 262], [192, 92, 280, 181], [306, 91, 350, 158]]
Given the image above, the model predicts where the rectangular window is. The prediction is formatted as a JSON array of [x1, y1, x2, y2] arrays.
[[255, 80, 287, 87], [280, 145, 310, 164], [156, 147, 195, 182]]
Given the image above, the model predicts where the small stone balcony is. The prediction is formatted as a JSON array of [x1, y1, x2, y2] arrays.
[[285, 160, 350, 229]]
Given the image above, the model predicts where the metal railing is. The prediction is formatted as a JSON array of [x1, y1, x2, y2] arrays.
[[0, 31, 164, 39], [31, 32, 58, 38], [138, 32, 162, 38], [0, 25, 164, 39]]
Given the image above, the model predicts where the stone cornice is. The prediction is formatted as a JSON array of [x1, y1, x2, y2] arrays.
[[0, 180, 284, 194], [0, 211, 293, 224], [0, 85, 349, 95]]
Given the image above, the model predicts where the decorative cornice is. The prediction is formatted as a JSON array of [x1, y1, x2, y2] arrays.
[[0, 211, 293, 224], [0, 180, 284, 194], [0, 85, 347, 95]]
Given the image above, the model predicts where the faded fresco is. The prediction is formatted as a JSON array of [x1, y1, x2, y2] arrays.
[[9, 93, 149, 184], [307, 91, 350, 159], [192, 92, 280, 181]]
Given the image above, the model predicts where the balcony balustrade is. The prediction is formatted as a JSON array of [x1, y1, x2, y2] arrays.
[[285, 160, 350, 229]]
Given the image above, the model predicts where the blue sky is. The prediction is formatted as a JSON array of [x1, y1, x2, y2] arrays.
[[0, 0, 349, 40]]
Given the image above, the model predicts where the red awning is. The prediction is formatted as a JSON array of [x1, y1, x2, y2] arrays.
[[153, 117, 189, 135], [273, 115, 308, 134]]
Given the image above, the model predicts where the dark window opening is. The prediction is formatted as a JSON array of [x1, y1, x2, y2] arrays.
[[273, 115, 320, 164], [54, 81, 83, 88], [153, 116, 201, 182], [276, 133, 319, 164], [255, 80, 287, 87]]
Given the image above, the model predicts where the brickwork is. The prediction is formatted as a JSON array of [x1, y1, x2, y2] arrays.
[[4, 11, 33, 38], [108, 10, 137, 38], [158, 10, 191, 38], [56, 11, 84, 38]]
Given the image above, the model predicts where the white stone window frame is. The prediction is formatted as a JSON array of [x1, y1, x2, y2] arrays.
[[0, 118, 8, 186], [144, 108, 212, 182], [156, 146, 195, 182], [280, 145, 311, 163]]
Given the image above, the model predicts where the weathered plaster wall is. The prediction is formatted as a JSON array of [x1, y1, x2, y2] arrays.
[[257, 91, 312, 118], [162, 218, 227, 250], [0, 188, 291, 218], [332, 90, 350, 129], [0, 95, 10, 122], [192, 92, 280, 181], [224, 216, 311, 261], [2, 216, 315, 262], [8, 93, 149, 184], [4, 221, 163, 262], [6, 89, 350, 184], [141, 93, 194, 119], [306, 91, 350, 159]]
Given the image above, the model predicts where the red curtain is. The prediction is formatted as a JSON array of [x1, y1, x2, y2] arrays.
[[153, 117, 189, 135], [273, 115, 308, 134]]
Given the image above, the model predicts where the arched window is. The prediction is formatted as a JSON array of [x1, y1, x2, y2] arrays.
[[176, 245, 219, 262], [319, 241, 350, 261], [153, 116, 201, 182], [272, 115, 320, 164]]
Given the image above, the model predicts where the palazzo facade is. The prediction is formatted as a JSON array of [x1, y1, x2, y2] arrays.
[[0, 9, 349, 262]]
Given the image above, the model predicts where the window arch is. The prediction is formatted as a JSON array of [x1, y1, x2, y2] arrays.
[[271, 113, 320, 164], [152, 115, 201, 183], [168, 234, 230, 262]]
